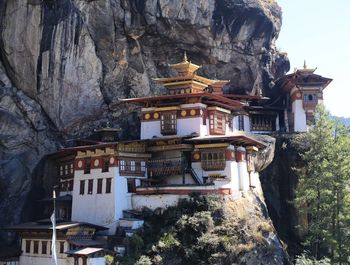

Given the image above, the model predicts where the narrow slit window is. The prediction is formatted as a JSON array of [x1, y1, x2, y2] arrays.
[[88, 179, 93, 195], [97, 178, 103, 194], [79, 180, 85, 195], [106, 178, 112, 194]]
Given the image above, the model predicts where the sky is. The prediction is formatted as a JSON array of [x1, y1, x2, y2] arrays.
[[276, 0, 350, 117]]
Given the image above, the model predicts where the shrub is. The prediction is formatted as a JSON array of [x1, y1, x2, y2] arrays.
[[135, 255, 152, 265], [295, 254, 331, 265], [157, 232, 180, 251], [176, 211, 214, 244]]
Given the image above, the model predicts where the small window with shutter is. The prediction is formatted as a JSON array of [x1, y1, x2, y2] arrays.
[[161, 111, 177, 135]]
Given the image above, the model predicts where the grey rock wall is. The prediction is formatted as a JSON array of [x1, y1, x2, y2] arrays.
[[0, 0, 289, 242]]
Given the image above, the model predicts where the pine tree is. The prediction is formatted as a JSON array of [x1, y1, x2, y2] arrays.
[[294, 105, 350, 264]]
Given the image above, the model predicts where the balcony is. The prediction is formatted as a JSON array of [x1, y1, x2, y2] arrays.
[[250, 114, 276, 132], [148, 158, 186, 177], [201, 160, 226, 171], [303, 100, 318, 109]]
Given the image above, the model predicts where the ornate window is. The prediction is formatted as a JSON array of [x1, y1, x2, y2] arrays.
[[58, 162, 74, 178], [209, 111, 226, 135], [119, 159, 146, 176], [201, 150, 226, 171], [160, 111, 177, 135], [303, 93, 318, 109]]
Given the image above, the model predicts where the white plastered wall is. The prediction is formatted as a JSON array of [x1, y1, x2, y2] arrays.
[[132, 194, 189, 211], [114, 174, 131, 223], [292, 99, 307, 132], [20, 239, 72, 265], [141, 120, 161, 139], [191, 160, 240, 192], [177, 117, 206, 136], [71, 168, 117, 234]]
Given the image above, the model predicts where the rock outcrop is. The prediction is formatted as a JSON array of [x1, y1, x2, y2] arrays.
[[0, 0, 289, 243]]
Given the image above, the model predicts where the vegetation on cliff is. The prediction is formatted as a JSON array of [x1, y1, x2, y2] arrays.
[[293, 106, 350, 264], [109, 193, 288, 265]]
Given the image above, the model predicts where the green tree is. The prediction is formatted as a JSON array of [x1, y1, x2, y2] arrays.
[[294, 105, 350, 264]]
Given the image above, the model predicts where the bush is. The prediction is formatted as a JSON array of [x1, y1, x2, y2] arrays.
[[135, 255, 152, 265], [176, 211, 214, 244], [295, 254, 331, 265], [157, 233, 180, 251], [105, 255, 118, 265]]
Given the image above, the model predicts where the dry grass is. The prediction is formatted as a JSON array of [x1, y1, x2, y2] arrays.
[[257, 221, 274, 233]]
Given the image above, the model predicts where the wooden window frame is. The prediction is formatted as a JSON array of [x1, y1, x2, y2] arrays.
[[106, 178, 112, 194], [119, 159, 145, 176], [209, 111, 226, 135], [201, 149, 226, 171], [88, 179, 93, 195], [160, 111, 177, 135], [58, 162, 74, 178], [97, 178, 103, 194], [79, 180, 85, 195]]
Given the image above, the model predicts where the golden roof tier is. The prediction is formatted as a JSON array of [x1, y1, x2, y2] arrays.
[[153, 52, 230, 95], [168, 51, 201, 76]]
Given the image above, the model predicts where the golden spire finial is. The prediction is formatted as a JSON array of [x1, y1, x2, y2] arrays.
[[303, 60, 307, 69], [183, 51, 188, 63]]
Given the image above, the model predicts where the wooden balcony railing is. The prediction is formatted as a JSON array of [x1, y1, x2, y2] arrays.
[[303, 100, 318, 109], [250, 115, 276, 131], [201, 160, 226, 171], [148, 158, 186, 177]]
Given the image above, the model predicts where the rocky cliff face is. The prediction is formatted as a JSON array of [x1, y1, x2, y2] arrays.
[[0, 0, 289, 243]]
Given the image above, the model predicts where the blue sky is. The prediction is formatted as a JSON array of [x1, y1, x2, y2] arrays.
[[276, 0, 350, 117]]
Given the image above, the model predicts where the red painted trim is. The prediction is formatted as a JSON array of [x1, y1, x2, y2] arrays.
[[235, 150, 246, 162], [225, 150, 235, 161], [75, 159, 85, 170], [75, 156, 118, 171], [91, 158, 101, 169]]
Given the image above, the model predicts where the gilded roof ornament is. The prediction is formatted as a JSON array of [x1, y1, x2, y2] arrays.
[[183, 51, 188, 63]]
